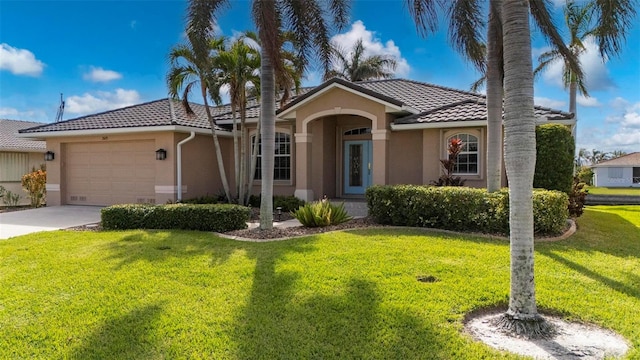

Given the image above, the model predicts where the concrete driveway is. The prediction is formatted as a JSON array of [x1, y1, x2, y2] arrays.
[[0, 206, 103, 240]]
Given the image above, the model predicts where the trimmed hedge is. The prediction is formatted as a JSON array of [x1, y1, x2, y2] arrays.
[[366, 185, 568, 235], [101, 203, 250, 232], [534, 124, 575, 194]]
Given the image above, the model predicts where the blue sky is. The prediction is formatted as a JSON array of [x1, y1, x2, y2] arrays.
[[1, 0, 639, 152]]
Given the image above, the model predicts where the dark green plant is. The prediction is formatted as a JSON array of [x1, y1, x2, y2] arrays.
[[432, 138, 466, 187], [366, 185, 568, 235], [292, 200, 352, 227], [568, 176, 588, 218], [182, 195, 218, 204], [248, 195, 305, 212], [534, 124, 575, 194], [101, 204, 250, 232]]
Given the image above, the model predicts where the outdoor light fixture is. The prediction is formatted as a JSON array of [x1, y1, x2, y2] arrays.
[[44, 151, 55, 161], [276, 207, 283, 221], [155, 148, 167, 160]]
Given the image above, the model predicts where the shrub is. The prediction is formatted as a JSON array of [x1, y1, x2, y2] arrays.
[[568, 176, 588, 218], [575, 166, 594, 186], [101, 203, 250, 232], [248, 195, 305, 212], [0, 186, 22, 207], [534, 124, 574, 194], [21, 168, 46, 208], [366, 185, 568, 235], [432, 138, 466, 186], [292, 200, 352, 227], [182, 195, 218, 204]]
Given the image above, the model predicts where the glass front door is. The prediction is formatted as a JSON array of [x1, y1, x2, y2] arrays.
[[344, 140, 372, 195]]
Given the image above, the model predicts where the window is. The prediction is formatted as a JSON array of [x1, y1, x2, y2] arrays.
[[0, 152, 29, 181], [344, 127, 371, 136], [252, 132, 291, 181], [446, 133, 479, 174], [633, 167, 640, 184], [608, 167, 623, 179]]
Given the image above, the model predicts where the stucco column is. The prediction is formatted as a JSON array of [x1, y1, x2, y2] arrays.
[[371, 129, 388, 185], [294, 133, 314, 201]]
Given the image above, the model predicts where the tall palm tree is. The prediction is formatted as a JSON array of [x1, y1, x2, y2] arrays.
[[252, 0, 349, 229], [535, 0, 636, 116], [323, 38, 397, 81], [214, 34, 261, 204], [167, 34, 233, 203]]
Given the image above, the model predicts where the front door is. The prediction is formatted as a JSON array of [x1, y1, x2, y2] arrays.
[[344, 140, 372, 195]]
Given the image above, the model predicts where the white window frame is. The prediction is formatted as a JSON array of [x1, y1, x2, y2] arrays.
[[251, 130, 292, 183], [444, 132, 480, 176]]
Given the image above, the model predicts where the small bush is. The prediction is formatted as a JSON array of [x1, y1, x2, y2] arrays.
[[101, 203, 250, 232], [575, 166, 594, 186], [534, 124, 575, 194], [21, 168, 46, 208], [366, 185, 568, 235], [0, 185, 22, 207], [568, 176, 588, 218], [292, 200, 352, 227], [248, 195, 305, 212]]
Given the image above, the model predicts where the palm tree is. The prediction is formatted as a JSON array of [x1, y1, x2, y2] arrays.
[[252, 0, 349, 229], [323, 38, 397, 81], [535, 0, 636, 115], [214, 34, 261, 204], [167, 34, 233, 203]]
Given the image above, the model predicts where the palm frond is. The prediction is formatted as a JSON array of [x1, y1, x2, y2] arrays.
[[406, 0, 440, 37], [591, 0, 637, 58], [448, 0, 486, 72]]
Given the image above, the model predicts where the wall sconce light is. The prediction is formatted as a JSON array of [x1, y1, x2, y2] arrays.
[[44, 151, 55, 161], [155, 148, 167, 161]]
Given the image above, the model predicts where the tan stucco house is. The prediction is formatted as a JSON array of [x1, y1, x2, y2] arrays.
[[1, 119, 46, 206], [18, 78, 574, 206]]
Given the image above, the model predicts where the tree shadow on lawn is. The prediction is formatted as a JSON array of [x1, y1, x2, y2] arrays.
[[221, 235, 476, 359], [69, 303, 164, 360]]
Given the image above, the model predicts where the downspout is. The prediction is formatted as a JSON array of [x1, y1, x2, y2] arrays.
[[177, 131, 196, 202]]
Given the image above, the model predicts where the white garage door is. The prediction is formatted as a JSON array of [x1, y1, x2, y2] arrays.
[[65, 141, 156, 206]]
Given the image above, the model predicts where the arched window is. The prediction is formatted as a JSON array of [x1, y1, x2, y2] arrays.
[[446, 133, 479, 174], [252, 132, 291, 180], [344, 127, 371, 136]]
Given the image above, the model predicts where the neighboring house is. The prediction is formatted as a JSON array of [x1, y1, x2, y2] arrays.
[[0, 119, 47, 205], [18, 78, 574, 207], [591, 152, 640, 187]]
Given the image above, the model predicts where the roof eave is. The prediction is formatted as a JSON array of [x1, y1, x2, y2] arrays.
[[0, 147, 46, 153], [16, 125, 232, 139]]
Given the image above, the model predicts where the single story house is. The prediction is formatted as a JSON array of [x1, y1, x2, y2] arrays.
[[591, 152, 640, 187], [18, 78, 574, 206], [1, 119, 47, 205]]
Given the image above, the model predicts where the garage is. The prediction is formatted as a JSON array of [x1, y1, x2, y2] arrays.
[[64, 140, 156, 206]]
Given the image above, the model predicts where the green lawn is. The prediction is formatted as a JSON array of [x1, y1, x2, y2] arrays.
[[586, 186, 640, 196], [1, 206, 639, 359]]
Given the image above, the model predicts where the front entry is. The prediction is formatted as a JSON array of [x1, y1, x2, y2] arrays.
[[343, 140, 372, 195]]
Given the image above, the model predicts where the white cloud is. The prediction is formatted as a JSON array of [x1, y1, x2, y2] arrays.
[[576, 94, 601, 107], [83, 66, 123, 83], [330, 20, 410, 78], [66, 89, 141, 115], [610, 96, 630, 110], [539, 37, 614, 92], [534, 97, 566, 109], [0, 107, 48, 121], [0, 43, 45, 76], [590, 100, 640, 152]]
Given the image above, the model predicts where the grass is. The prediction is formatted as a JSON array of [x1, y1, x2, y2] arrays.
[[0, 206, 639, 359], [586, 186, 640, 196]]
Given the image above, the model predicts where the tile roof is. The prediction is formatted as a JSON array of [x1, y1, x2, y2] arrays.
[[591, 152, 640, 167], [19, 98, 228, 134], [0, 119, 46, 151], [18, 78, 573, 135]]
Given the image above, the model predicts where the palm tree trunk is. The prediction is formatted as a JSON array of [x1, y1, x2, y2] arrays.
[[498, 0, 551, 337], [568, 79, 577, 115], [239, 98, 247, 206], [232, 104, 240, 202], [247, 116, 261, 205], [486, 0, 503, 193], [259, 45, 275, 229], [201, 85, 232, 203]]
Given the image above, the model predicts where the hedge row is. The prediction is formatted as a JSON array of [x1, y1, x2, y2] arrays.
[[101, 203, 250, 232], [366, 185, 568, 235]]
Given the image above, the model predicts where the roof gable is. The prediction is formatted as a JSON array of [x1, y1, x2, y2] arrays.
[[591, 152, 640, 167]]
